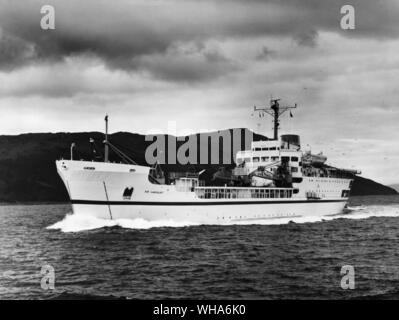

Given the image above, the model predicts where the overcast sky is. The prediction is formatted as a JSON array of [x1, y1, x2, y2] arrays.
[[0, 0, 398, 184]]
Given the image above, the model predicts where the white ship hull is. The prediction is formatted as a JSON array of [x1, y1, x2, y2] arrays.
[[56, 160, 351, 224], [71, 201, 347, 223]]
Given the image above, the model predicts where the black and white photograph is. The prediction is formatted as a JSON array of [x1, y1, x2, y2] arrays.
[[1, 0, 399, 307]]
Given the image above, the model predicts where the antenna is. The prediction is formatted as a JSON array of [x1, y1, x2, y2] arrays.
[[104, 114, 109, 162], [254, 98, 297, 140]]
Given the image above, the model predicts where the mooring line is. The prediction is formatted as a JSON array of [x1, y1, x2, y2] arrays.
[[103, 181, 113, 220]]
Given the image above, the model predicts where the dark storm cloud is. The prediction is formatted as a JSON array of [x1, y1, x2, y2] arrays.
[[0, 31, 37, 70], [131, 41, 239, 83], [256, 46, 275, 60], [132, 45, 239, 82], [293, 30, 318, 47], [0, 0, 398, 77]]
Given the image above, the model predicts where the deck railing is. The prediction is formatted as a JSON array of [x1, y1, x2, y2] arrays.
[[194, 187, 293, 199]]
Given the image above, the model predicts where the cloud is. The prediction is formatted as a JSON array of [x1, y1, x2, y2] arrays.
[[293, 30, 318, 47], [0, 0, 399, 75], [0, 30, 37, 70], [131, 42, 239, 82], [256, 46, 275, 60], [0, 55, 173, 98]]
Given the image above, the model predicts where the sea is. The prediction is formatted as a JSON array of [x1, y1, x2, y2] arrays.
[[1, 195, 399, 300]]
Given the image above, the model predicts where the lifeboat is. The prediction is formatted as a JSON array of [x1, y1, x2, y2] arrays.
[[303, 152, 327, 166]]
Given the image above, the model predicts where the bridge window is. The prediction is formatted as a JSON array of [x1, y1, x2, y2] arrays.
[[261, 157, 269, 162], [291, 156, 299, 162], [196, 187, 294, 199], [271, 156, 279, 161], [253, 157, 260, 162], [291, 167, 298, 173]]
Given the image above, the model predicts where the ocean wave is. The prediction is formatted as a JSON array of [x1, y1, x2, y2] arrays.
[[345, 205, 367, 211], [46, 213, 199, 232], [47, 291, 128, 300], [343, 204, 399, 220], [47, 204, 399, 232]]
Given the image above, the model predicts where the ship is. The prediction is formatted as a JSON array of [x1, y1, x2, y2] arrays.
[[56, 99, 360, 224]]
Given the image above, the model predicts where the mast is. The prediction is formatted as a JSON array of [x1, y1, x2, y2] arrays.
[[254, 98, 297, 140], [104, 114, 109, 162]]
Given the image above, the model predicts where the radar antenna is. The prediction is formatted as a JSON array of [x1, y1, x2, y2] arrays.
[[254, 98, 297, 140]]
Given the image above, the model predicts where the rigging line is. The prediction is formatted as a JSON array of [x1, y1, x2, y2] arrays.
[[108, 141, 138, 164], [103, 181, 113, 220], [106, 142, 138, 165], [109, 145, 130, 163], [109, 140, 142, 158], [115, 147, 136, 165]]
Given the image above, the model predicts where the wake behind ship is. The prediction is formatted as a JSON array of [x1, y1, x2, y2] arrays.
[[56, 99, 360, 224]]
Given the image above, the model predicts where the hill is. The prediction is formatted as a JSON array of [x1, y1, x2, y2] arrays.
[[351, 176, 397, 196]]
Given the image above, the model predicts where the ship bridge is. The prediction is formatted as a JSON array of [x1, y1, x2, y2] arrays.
[[234, 134, 303, 186]]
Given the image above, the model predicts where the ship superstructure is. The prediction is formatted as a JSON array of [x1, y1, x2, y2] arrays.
[[56, 98, 360, 224]]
